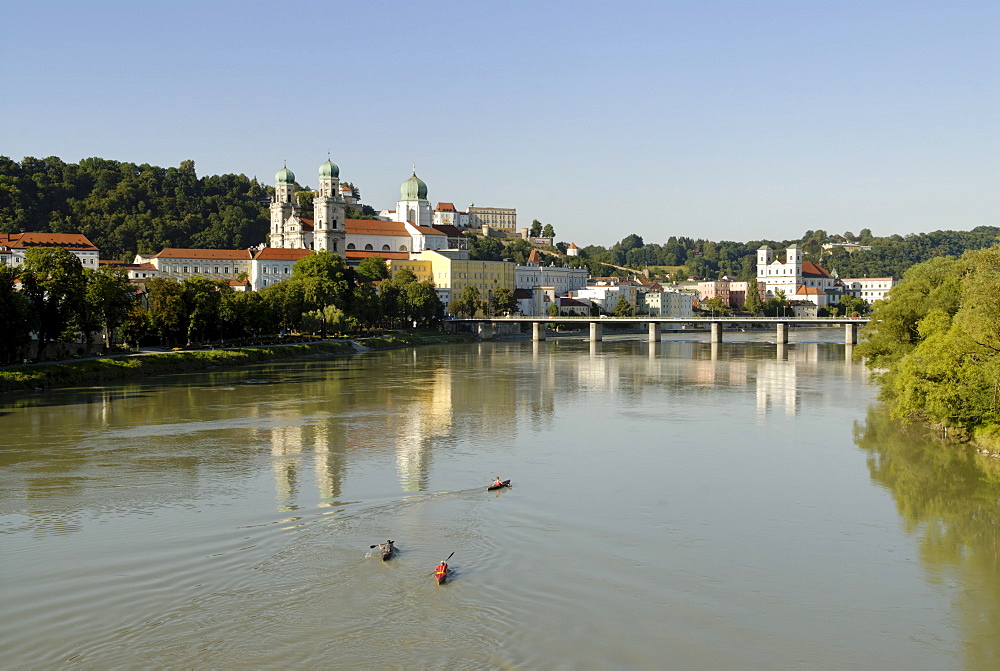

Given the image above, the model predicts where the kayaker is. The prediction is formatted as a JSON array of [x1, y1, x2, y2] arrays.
[[493, 476, 504, 487], [434, 560, 448, 577]]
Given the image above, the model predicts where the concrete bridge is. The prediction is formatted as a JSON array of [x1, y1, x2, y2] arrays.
[[449, 317, 870, 345]]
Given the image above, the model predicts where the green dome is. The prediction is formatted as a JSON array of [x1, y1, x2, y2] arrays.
[[276, 166, 295, 185], [319, 159, 339, 179], [400, 172, 428, 201]]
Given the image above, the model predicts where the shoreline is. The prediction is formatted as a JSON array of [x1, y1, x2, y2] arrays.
[[0, 332, 477, 395]]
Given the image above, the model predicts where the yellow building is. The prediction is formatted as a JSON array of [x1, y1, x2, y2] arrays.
[[388, 250, 515, 314]]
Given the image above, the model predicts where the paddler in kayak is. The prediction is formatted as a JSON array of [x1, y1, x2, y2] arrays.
[[434, 559, 449, 583], [492, 476, 504, 487]]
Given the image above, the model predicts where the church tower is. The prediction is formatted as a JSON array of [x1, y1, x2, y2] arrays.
[[395, 171, 432, 228], [270, 165, 297, 248], [313, 158, 346, 256]]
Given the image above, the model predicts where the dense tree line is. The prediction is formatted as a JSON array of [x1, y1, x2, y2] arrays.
[[1, 251, 443, 364], [569, 227, 1000, 282], [855, 245, 1000, 440], [0, 155, 270, 260]]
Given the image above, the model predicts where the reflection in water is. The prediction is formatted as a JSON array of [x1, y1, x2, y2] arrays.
[[855, 407, 1000, 669]]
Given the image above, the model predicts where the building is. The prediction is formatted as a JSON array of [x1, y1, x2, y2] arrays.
[[468, 205, 516, 232], [640, 290, 695, 318], [757, 245, 840, 307], [840, 277, 898, 303], [270, 160, 346, 254], [0, 232, 100, 269], [433, 202, 470, 229], [252, 248, 312, 290], [566, 242, 579, 257], [516, 250, 588, 295], [137, 248, 253, 282], [388, 249, 516, 313]]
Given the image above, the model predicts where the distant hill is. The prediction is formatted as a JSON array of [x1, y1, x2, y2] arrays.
[[2, 156, 996, 277], [0, 156, 270, 260]]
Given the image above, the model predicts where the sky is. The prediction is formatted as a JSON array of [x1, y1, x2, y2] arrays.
[[2, 0, 997, 247]]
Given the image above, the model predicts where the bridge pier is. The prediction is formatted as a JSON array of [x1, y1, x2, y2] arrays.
[[648, 322, 660, 342], [476, 322, 494, 340], [590, 322, 603, 342], [776, 323, 789, 344], [844, 322, 858, 345], [532, 322, 546, 341], [710, 322, 722, 343]]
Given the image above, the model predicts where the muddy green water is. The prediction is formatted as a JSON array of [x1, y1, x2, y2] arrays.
[[2, 333, 999, 669]]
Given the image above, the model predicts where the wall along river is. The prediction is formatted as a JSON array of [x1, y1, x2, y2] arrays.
[[2, 331, 999, 669]]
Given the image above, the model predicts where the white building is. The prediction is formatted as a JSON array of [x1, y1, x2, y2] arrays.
[[757, 244, 840, 307], [468, 205, 516, 232], [840, 277, 898, 303], [571, 285, 641, 315], [252, 248, 313, 290], [270, 160, 347, 255], [641, 290, 694, 318], [138, 248, 254, 281], [516, 250, 588, 295], [0, 232, 100, 269]]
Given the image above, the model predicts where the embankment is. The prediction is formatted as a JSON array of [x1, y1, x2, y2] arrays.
[[0, 332, 476, 394]]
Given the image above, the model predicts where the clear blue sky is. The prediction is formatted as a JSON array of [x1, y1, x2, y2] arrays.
[[3, 1, 997, 247]]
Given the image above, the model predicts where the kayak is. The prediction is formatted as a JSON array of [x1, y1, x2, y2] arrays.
[[382, 546, 394, 561], [487, 479, 511, 491]]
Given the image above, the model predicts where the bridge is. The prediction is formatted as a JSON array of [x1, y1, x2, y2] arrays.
[[448, 317, 870, 344]]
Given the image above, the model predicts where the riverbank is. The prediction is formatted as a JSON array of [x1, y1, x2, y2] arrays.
[[0, 331, 476, 394]]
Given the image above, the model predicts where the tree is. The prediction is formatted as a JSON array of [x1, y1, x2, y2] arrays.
[[0, 265, 33, 363], [542, 223, 555, 238], [182, 276, 227, 344], [613, 295, 635, 317], [838, 295, 866, 317], [20, 247, 88, 359], [529, 219, 543, 237], [702, 296, 729, 316], [405, 281, 445, 326], [145, 277, 186, 345], [293, 251, 353, 318], [548, 302, 559, 317], [356, 256, 389, 283], [491, 286, 518, 316], [469, 235, 505, 261], [743, 278, 764, 315], [452, 286, 483, 318], [84, 265, 135, 348]]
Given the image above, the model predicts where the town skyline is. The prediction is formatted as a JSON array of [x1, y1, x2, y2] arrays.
[[4, 1, 997, 247]]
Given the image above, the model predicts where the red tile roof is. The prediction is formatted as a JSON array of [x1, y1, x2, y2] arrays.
[[413, 226, 446, 236], [253, 248, 313, 261], [801, 260, 832, 278], [432, 224, 463, 237], [152, 248, 253, 260], [436, 202, 456, 212], [0, 232, 98, 251], [345, 219, 410, 236], [299, 217, 315, 232]]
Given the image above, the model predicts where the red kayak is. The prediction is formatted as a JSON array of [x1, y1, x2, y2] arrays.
[[487, 479, 511, 491], [434, 552, 454, 584]]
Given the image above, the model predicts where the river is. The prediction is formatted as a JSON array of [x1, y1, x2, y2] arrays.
[[2, 331, 998, 669]]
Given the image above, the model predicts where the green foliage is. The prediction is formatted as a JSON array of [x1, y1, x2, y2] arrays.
[[701, 296, 729, 316], [0, 265, 33, 363], [20, 247, 88, 358], [547, 303, 559, 317], [0, 155, 269, 258], [491, 286, 518, 316], [542, 223, 555, 238], [743, 278, 764, 315], [859, 246, 1000, 435], [452, 286, 483, 318], [84, 264, 135, 347], [613, 295, 635, 317], [356, 255, 390, 282], [468, 235, 505, 261], [529, 219, 542, 237]]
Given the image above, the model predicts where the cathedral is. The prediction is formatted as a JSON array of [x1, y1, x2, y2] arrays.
[[269, 159, 346, 254]]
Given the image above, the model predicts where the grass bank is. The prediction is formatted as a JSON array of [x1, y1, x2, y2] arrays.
[[0, 331, 476, 394]]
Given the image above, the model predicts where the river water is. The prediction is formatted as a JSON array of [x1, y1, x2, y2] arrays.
[[2, 332, 999, 670]]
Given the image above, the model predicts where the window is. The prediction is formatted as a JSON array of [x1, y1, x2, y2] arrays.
[[284, 267, 289, 274], [224, 267, 229, 274], [365, 244, 373, 251], [263, 266, 268, 274], [214, 267, 219, 274], [382, 245, 390, 251], [347, 243, 356, 250], [183, 266, 188, 273], [194, 266, 199, 273]]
